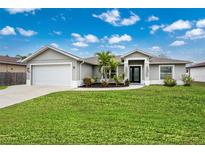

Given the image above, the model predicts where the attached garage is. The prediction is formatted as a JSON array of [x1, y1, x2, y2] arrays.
[[22, 46, 93, 87], [32, 63, 72, 86]]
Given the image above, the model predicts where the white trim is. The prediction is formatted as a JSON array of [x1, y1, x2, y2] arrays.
[[122, 49, 153, 58], [125, 57, 147, 62], [128, 64, 142, 84], [22, 46, 82, 63], [29, 62, 73, 86], [116, 66, 119, 77], [159, 65, 175, 80], [79, 61, 84, 80]]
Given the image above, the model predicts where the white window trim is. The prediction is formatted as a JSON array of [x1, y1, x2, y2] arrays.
[[159, 65, 175, 80], [128, 65, 143, 83]]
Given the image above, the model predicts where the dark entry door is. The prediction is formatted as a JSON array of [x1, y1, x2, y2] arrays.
[[129, 66, 141, 83]]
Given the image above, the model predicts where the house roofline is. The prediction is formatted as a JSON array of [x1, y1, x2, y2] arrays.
[[0, 61, 26, 66], [122, 48, 154, 58], [21, 45, 83, 63]]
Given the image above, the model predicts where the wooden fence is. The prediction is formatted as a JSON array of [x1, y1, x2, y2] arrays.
[[0, 72, 26, 86]]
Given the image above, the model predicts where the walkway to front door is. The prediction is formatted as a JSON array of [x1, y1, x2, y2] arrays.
[[129, 66, 141, 83]]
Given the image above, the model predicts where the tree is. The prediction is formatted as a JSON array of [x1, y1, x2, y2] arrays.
[[109, 58, 120, 79], [96, 51, 114, 81]]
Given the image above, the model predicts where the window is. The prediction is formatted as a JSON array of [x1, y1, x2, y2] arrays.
[[111, 69, 116, 78], [160, 65, 174, 80]]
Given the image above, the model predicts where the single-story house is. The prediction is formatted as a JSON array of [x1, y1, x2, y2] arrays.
[[186, 61, 205, 82], [22, 45, 190, 87], [0, 55, 26, 73]]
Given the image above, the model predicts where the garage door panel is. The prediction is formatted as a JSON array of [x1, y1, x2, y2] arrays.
[[32, 64, 72, 86]]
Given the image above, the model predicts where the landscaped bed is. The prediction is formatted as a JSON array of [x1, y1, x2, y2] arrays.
[[79, 82, 128, 88], [0, 82, 205, 144]]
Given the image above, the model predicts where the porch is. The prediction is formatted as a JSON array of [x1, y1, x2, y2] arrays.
[[124, 58, 150, 85]]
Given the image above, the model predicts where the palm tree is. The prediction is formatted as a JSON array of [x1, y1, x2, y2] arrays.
[[109, 58, 120, 80], [96, 51, 114, 81]]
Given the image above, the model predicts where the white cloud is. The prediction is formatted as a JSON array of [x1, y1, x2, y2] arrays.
[[107, 34, 132, 44], [71, 33, 99, 47], [196, 19, 205, 28], [5, 8, 40, 14], [53, 31, 62, 35], [72, 42, 88, 47], [180, 28, 205, 40], [71, 33, 83, 40], [50, 43, 59, 48], [101, 45, 125, 49], [0, 26, 16, 35], [84, 34, 99, 43], [120, 12, 140, 26], [150, 24, 164, 34], [17, 27, 37, 37], [163, 20, 192, 32], [147, 15, 159, 22], [148, 46, 162, 52], [93, 9, 140, 26], [170, 40, 186, 47]]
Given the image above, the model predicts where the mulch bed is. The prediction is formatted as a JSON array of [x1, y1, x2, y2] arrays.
[[79, 83, 128, 88]]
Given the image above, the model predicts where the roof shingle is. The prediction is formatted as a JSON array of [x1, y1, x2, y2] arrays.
[[0, 55, 25, 65], [187, 61, 205, 68]]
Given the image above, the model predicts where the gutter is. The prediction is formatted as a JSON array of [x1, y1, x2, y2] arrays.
[[79, 60, 85, 80]]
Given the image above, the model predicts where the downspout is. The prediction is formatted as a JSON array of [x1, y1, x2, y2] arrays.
[[79, 60, 85, 82]]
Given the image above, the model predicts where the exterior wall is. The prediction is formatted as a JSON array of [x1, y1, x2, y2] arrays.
[[175, 64, 186, 80], [149, 64, 186, 85], [0, 63, 26, 72], [27, 49, 79, 81], [118, 65, 124, 76], [93, 65, 101, 79], [189, 67, 205, 82], [149, 64, 159, 80], [81, 63, 93, 79]]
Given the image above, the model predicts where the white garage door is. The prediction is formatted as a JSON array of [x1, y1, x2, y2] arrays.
[[32, 64, 72, 86]]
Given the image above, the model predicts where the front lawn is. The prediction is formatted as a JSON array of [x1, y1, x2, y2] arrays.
[[0, 83, 205, 144], [0, 86, 7, 90]]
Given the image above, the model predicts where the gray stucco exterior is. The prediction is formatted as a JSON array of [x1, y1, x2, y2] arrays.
[[23, 46, 189, 87]]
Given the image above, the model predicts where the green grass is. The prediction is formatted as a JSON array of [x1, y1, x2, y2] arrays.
[[0, 83, 205, 144], [0, 86, 7, 90]]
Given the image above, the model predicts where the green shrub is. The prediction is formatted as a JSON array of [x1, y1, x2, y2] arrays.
[[83, 77, 92, 87], [182, 74, 193, 86], [101, 79, 109, 87], [124, 79, 130, 86], [93, 76, 98, 83], [164, 76, 176, 87], [113, 75, 121, 86]]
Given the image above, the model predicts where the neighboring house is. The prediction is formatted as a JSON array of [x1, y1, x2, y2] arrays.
[[22, 45, 190, 87], [0, 55, 26, 73], [186, 61, 205, 82]]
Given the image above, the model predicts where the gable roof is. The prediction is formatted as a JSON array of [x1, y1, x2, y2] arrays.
[[22, 45, 82, 63], [84, 55, 122, 65], [150, 57, 191, 64], [186, 61, 205, 68], [122, 49, 154, 58], [0, 55, 25, 66]]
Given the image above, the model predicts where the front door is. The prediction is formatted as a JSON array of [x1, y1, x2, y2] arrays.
[[129, 66, 141, 83]]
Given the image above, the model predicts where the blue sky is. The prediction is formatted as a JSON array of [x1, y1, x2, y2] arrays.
[[0, 8, 205, 62]]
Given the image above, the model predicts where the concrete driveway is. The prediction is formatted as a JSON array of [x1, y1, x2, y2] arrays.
[[0, 85, 72, 109]]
